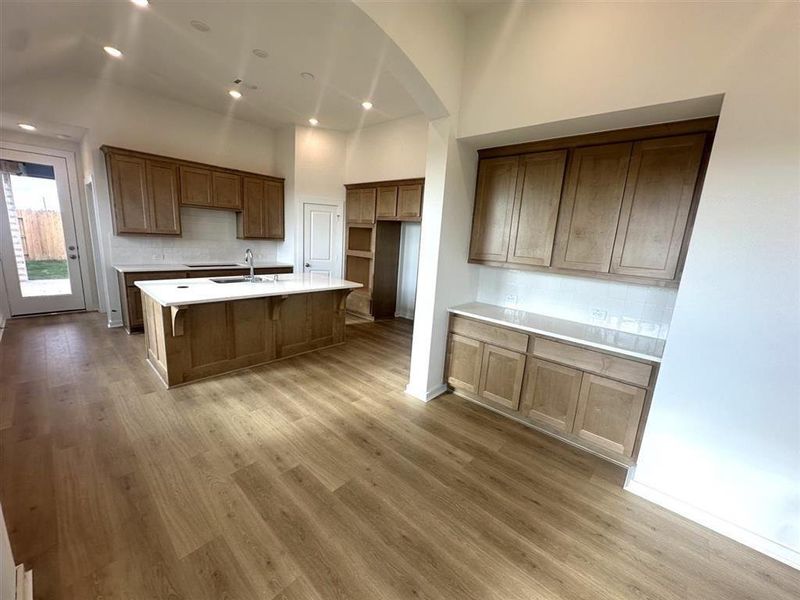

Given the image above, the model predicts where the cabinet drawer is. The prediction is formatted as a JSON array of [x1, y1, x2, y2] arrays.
[[124, 271, 187, 287], [533, 338, 652, 387], [450, 316, 528, 353]]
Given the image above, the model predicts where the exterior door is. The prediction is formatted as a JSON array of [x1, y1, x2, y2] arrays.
[[0, 148, 86, 315], [303, 202, 341, 277]]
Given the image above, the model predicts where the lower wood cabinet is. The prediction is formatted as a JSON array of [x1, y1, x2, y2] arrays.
[[445, 314, 657, 464], [477, 344, 526, 409], [446, 334, 482, 393], [572, 374, 646, 457], [519, 358, 582, 432]]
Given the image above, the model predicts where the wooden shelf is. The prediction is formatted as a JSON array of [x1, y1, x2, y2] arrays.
[[346, 250, 374, 259]]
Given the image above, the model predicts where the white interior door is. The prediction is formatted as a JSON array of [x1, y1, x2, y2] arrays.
[[303, 202, 341, 277], [0, 149, 86, 315]]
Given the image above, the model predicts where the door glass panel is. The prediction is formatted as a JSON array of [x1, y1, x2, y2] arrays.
[[1, 163, 72, 297]]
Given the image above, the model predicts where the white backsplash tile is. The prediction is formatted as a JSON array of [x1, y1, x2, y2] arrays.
[[109, 207, 281, 266], [475, 266, 677, 339]]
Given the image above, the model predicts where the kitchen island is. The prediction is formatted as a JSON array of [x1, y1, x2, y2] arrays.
[[136, 273, 362, 387]]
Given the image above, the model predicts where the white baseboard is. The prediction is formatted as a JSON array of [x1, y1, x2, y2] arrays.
[[625, 479, 800, 570], [107, 318, 123, 328], [404, 382, 447, 402], [394, 310, 415, 320]]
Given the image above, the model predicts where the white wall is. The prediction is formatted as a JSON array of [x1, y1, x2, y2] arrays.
[[458, 1, 800, 564], [0, 503, 15, 600], [344, 115, 429, 320], [292, 126, 348, 277], [1, 75, 279, 324], [345, 114, 429, 183]]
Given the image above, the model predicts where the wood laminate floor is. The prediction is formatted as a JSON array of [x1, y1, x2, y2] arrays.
[[1, 312, 797, 599]]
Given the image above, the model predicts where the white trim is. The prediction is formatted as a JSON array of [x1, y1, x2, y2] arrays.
[[107, 318, 123, 329], [625, 479, 800, 570], [405, 382, 447, 402]]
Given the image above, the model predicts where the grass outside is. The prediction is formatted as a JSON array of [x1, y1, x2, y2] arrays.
[[26, 259, 68, 280]]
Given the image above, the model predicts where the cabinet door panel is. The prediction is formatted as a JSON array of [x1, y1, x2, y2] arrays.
[[573, 374, 645, 457], [446, 334, 483, 394], [346, 190, 361, 223], [611, 134, 705, 279], [508, 150, 567, 266], [127, 287, 144, 330], [376, 186, 398, 218], [552, 143, 632, 273], [360, 188, 377, 223], [469, 157, 519, 261], [241, 177, 265, 238], [519, 358, 581, 432], [147, 160, 181, 235], [212, 171, 242, 210], [397, 184, 423, 219], [477, 344, 526, 409], [110, 154, 150, 233], [179, 166, 213, 207], [265, 181, 285, 239]]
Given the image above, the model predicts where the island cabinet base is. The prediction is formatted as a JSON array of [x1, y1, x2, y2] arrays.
[[141, 289, 351, 387]]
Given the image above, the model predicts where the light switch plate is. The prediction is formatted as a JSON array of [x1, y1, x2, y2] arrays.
[[505, 294, 518, 305], [592, 309, 608, 320]]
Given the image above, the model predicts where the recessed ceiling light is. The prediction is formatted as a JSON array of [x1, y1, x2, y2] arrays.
[[130, 0, 149, 7], [18, 123, 36, 131], [103, 46, 123, 58], [308, 118, 319, 126], [361, 101, 373, 110], [190, 20, 210, 32], [300, 72, 315, 81], [228, 89, 242, 99], [252, 49, 268, 59]]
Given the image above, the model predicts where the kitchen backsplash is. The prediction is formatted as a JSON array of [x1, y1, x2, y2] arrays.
[[476, 266, 677, 339], [110, 207, 281, 265]]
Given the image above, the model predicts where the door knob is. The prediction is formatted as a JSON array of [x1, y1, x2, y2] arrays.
[[69, 254, 78, 259], [305, 263, 310, 268]]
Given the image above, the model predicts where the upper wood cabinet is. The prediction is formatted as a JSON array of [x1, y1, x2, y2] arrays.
[[467, 118, 715, 286], [107, 151, 181, 235], [212, 171, 242, 210], [507, 150, 568, 267], [551, 142, 632, 273], [179, 166, 213, 207], [238, 177, 284, 239], [146, 160, 181, 235], [376, 186, 398, 218], [397, 183, 423, 219], [179, 166, 242, 210], [103, 146, 284, 237], [346, 188, 377, 224], [610, 134, 706, 280], [469, 156, 519, 262]]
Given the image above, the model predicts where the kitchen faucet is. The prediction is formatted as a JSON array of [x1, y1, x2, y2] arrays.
[[244, 248, 255, 282]]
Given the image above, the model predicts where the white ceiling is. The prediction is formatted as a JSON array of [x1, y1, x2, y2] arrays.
[[0, 0, 426, 131]]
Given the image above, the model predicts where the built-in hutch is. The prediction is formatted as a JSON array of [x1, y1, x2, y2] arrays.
[[344, 178, 423, 320], [101, 146, 285, 240], [447, 118, 717, 465]]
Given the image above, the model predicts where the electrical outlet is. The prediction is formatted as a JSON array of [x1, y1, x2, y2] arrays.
[[505, 294, 518, 305], [591, 309, 608, 320]]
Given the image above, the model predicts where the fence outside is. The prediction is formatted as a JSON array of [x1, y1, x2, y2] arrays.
[[17, 209, 66, 261]]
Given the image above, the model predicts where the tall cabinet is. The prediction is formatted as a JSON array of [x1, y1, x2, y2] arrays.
[[344, 178, 424, 320], [468, 118, 715, 286]]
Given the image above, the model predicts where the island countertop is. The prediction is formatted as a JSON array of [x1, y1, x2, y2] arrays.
[[136, 273, 362, 307]]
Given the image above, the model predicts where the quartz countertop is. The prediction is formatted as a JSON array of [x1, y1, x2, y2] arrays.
[[114, 262, 293, 273], [136, 273, 362, 307], [449, 302, 665, 362]]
